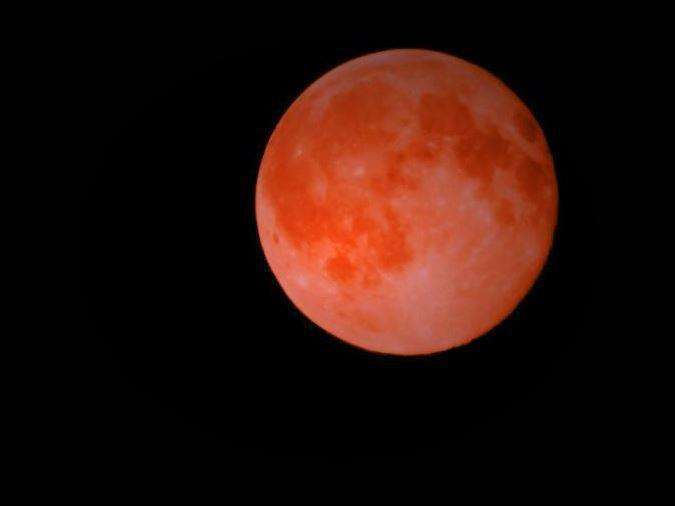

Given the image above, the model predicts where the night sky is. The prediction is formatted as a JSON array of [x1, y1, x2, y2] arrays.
[[17, 13, 669, 504]]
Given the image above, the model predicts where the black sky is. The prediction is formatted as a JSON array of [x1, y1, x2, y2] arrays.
[[16, 13, 670, 504]]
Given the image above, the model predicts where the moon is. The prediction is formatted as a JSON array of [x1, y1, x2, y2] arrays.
[[255, 49, 557, 355]]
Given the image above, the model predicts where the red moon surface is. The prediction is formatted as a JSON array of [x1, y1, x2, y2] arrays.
[[255, 49, 558, 355]]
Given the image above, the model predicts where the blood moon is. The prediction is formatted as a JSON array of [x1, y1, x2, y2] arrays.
[[255, 49, 557, 355]]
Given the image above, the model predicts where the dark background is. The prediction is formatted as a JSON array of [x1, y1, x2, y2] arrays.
[[21, 15, 670, 504]]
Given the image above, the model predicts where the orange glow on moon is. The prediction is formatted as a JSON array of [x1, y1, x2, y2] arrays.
[[255, 49, 558, 355]]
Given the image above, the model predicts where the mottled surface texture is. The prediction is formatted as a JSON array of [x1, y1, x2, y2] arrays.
[[256, 49, 557, 355]]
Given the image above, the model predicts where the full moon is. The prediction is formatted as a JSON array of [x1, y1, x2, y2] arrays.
[[255, 49, 558, 355]]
